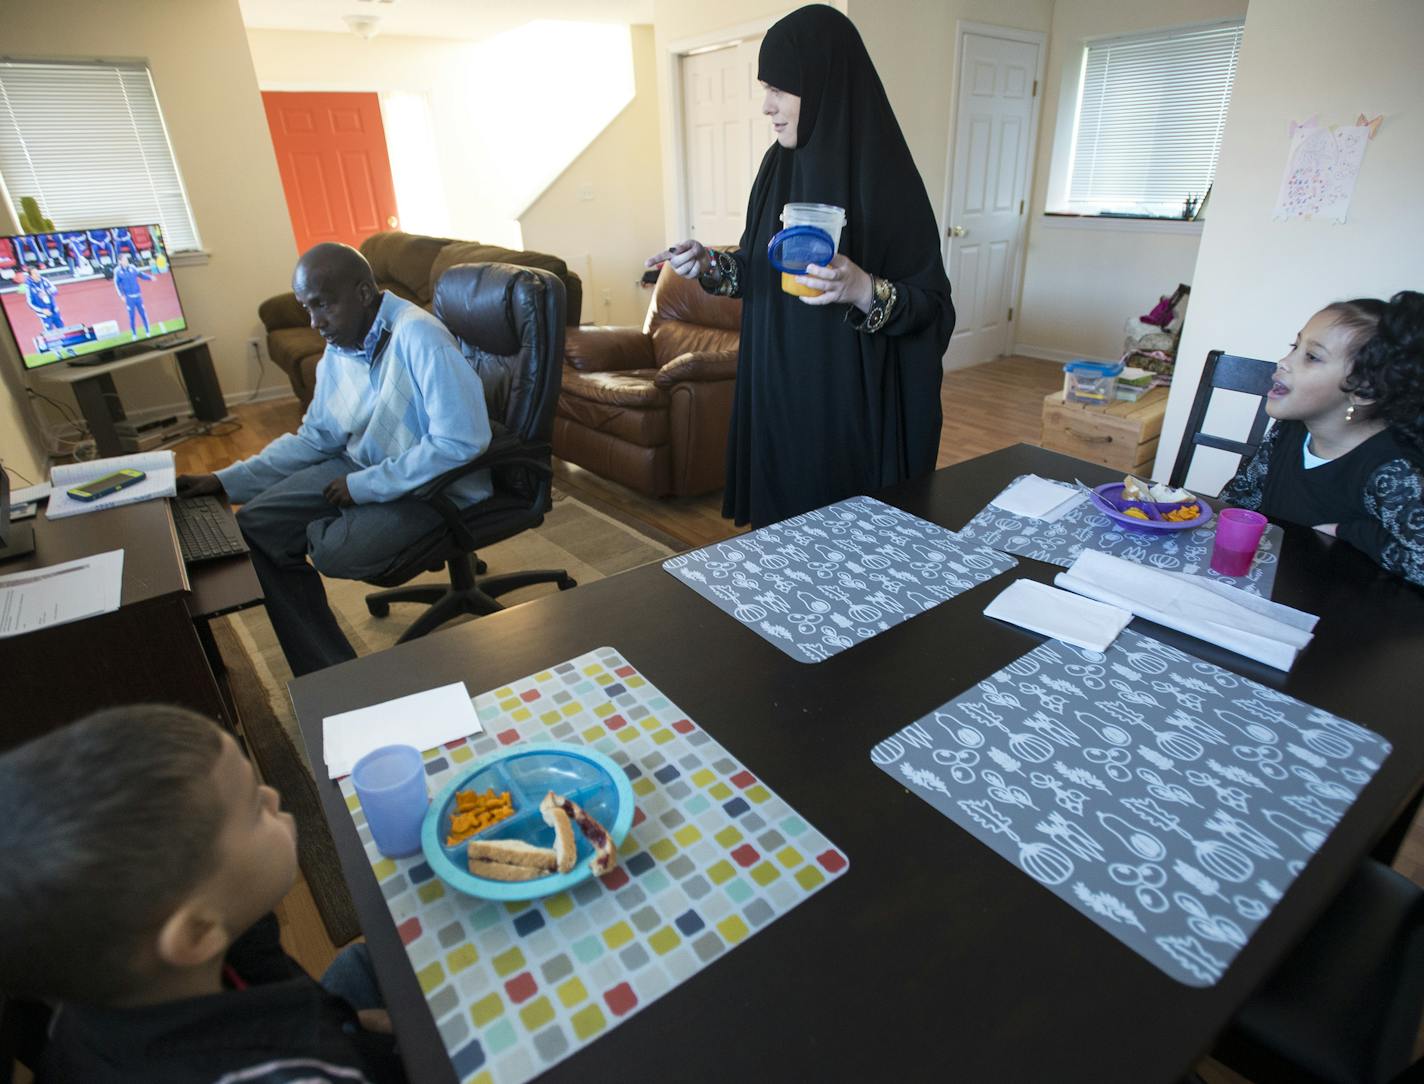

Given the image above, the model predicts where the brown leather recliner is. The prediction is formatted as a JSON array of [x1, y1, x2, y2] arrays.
[[554, 264, 741, 497], [258, 231, 583, 407]]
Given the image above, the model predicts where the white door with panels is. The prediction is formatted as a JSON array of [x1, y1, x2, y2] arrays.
[[945, 31, 1040, 369], [681, 37, 771, 248]]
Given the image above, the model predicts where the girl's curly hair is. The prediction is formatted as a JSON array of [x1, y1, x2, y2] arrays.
[[1329, 290, 1424, 461]]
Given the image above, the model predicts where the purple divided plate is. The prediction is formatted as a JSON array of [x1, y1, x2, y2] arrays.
[[1090, 483, 1213, 533]]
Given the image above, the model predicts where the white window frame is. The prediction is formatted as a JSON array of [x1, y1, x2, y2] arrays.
[[1044, 19, 1243, 222], [0, 58, 203, 253]]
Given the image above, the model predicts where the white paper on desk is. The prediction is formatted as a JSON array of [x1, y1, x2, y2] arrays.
[[1055, 549, 1318, 670], [0, 549, 124, 638], [322, 682, 482, 779], [10, 482, 51, 508], [989, 475, 1086, 522], [983, 577, 1133, 653], [46, 452, 176, 520]]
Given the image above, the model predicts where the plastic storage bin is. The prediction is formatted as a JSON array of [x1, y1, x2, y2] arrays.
[[1063, 359, 1124, 406]]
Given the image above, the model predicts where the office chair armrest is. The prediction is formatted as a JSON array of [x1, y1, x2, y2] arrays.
[[565, 326, 656, 372], [413, 433, 553, 503], [654, 348, 738, 387]]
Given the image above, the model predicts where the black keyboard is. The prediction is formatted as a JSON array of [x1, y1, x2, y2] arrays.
[[173, 495, 248, 563]]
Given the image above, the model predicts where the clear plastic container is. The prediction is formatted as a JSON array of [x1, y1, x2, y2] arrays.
[[1063, 359, 1124, 406], [776, 203, 846, 296]]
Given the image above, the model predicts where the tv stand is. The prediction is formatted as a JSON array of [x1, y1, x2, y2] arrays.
[[34, 335, 225, 457]]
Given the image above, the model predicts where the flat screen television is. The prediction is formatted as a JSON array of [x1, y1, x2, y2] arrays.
[[0, 224, 188, 369]]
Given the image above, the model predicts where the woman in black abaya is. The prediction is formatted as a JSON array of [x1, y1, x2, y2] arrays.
[[648, 4, 954, 528]]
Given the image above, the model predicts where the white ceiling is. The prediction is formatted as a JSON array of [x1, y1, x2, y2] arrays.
[[238, 0, 654, 40]]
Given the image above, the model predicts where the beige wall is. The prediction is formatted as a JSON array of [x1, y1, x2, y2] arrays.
[[1154, 0, 1424, 494], [246, 23, 640, 262], [0, 0, 297, 461], [520, 27, 665, 328], [246, 29, 507, 245], [1014, 0, 1248, 362]]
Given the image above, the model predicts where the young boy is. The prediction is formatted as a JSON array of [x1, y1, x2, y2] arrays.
[[0, 705, 405, 1082]]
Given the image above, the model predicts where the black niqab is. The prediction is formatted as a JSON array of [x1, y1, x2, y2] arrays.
[[723, 5, 955, 527]]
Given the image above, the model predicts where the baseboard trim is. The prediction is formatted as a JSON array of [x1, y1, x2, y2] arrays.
[[1013, 343, 1118, 365]]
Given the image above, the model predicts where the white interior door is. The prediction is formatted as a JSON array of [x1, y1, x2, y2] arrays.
[[945, 32, 1039, 369], [681, 38, 771, 249]]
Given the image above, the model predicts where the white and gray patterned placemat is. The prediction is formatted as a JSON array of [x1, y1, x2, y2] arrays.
[[953, 476, 1284, 597], [871, 629, 1389, 986], [662, 495, 1017, 663]]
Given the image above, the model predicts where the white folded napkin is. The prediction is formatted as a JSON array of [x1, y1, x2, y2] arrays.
[[989, 475, 1086, 521], [1054, 550, 1319, 670], [983, 577, 1133, 652], [322, 682, 482, 779]]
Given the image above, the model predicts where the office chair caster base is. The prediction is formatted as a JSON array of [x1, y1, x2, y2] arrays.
[[558, 576, 577, 590], [367, 599, 390, 618]]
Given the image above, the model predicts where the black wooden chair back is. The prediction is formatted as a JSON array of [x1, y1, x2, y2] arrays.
[[1167, 350, 1276, 489]]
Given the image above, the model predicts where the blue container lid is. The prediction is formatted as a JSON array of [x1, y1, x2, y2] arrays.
[[1064, 359, 1124, 377], [767, 225, 835, 273]]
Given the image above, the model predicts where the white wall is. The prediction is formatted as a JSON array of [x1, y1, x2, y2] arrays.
[[651, 0, 1053, 252], [246, 23, 638, 252], [0, 0, 297, 459], [1154, 0, 1424, 494], [520, 27, 665, 328], [1014, 0, 1248, 363]]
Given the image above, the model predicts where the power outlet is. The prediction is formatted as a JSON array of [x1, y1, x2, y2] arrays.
[[247, 336, 264, 363], [578, 184, 595, 202]]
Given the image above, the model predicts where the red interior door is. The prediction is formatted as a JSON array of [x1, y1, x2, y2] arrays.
[[262, 91, 400, 254]]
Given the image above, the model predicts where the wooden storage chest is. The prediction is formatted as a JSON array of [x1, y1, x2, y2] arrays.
[[1040, 387, 1169, 476]]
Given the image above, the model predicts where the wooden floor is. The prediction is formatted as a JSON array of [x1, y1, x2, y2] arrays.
[[174, 355, 1423, 1080], [553, 354, 1064, 549]]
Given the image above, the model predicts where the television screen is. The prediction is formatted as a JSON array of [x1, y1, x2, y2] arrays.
[[0, 224, 187, 369]]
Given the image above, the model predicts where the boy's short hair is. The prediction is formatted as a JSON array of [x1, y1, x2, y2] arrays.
[[0, 705, 225, 1003]]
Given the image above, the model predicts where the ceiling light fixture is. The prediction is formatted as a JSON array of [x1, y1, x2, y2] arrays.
[[343, 13, 381, 39]]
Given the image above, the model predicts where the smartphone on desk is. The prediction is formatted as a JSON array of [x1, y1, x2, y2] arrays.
[[67, 467, 146, 501]]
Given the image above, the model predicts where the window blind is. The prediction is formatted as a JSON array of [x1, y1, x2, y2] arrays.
[[1067, 22, 1243, 217], [0, 60, 201, 251]]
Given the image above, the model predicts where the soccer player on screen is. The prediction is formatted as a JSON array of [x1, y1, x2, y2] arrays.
[[113, 252, 152, 337], [23, 266, 71, 357]]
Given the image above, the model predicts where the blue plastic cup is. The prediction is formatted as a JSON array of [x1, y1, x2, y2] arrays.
[[352, 744, 429, 858]]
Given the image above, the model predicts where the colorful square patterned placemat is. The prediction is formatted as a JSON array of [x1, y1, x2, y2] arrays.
[[662, 495, 1017, 663], [870, 629, 1388, 986], [952, 476, 1284, 597], [341, 647, 849, 1084]]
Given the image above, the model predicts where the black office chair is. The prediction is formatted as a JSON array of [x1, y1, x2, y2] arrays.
[[0, 995, 50, 1082], [364, 263, 576, 643], [1167, 350, 1277, 489], [1212, 858, 1424, 1084]]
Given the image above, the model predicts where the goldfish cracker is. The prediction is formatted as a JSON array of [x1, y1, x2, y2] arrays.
[[446, 787, 515, 846]]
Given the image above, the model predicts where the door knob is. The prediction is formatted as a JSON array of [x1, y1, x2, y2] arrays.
[[948, 225, 968, 237], [387, 215, 398, 228]]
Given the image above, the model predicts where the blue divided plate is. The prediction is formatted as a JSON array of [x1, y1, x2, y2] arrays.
[[1090, 483, 1213, 533], [420, 742, 635, 902]]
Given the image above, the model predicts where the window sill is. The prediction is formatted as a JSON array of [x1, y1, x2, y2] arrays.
[[169, 249, 210, 267], [1040, 214, 1203, 236]]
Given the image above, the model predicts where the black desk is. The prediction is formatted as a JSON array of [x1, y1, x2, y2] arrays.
[[291, 444, 1424, 1084], [2, 497, 262, 750]]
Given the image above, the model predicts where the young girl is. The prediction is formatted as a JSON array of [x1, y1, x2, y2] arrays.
[[1219, 290, 1424, 587]]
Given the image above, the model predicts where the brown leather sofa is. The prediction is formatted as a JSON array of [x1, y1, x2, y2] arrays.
[[258, 231, 583, 407], [555, 263, 741, 498]]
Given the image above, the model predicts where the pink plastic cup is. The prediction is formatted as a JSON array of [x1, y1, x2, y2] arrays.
[[1210, 508, 1268, 576]]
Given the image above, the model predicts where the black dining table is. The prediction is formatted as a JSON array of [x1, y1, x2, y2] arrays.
[[291, 443, 1424, 1084]]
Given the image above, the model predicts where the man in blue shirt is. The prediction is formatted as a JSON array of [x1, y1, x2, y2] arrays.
[[22, 266, 70, 356], [87, 228, 115, 270], [177, 243, 492, 676], [113, 252, 152, 336]]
